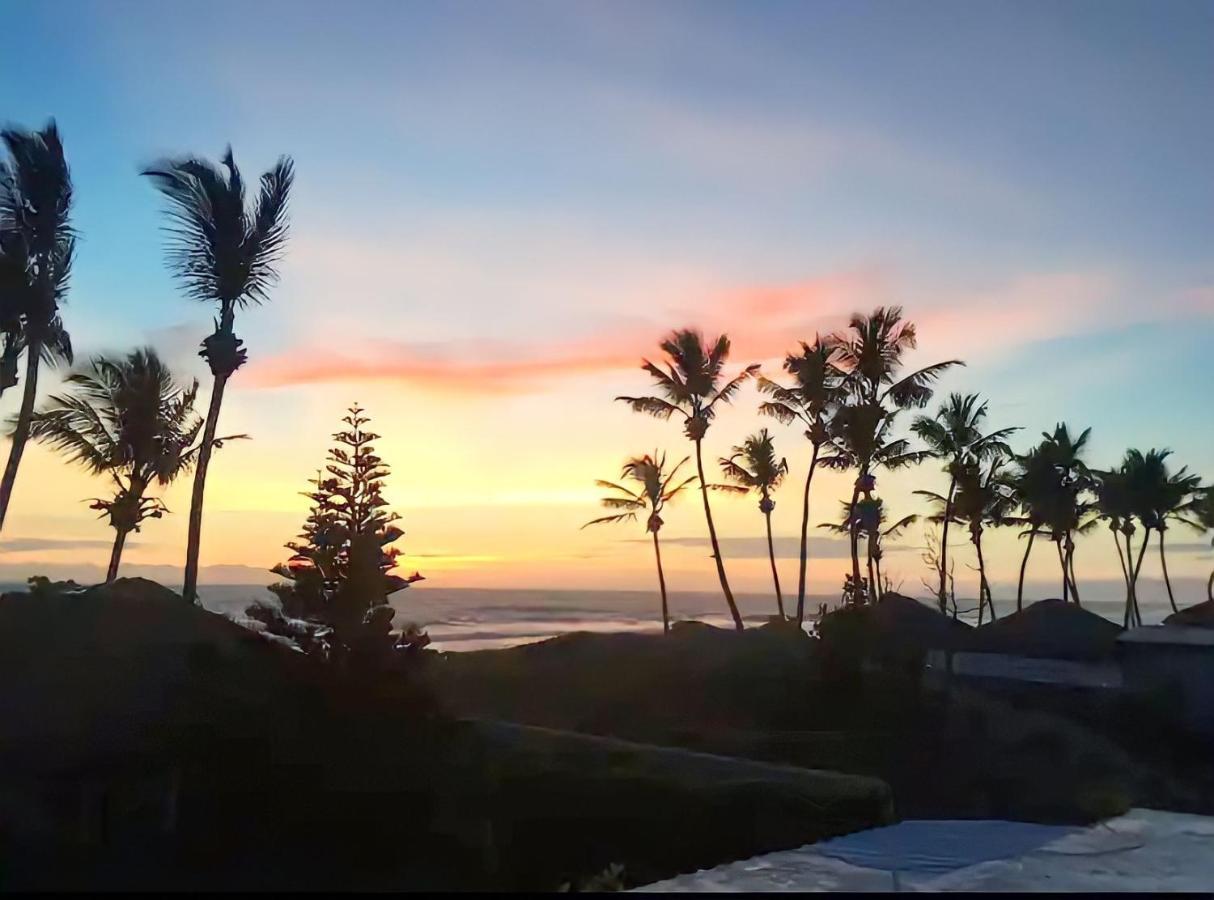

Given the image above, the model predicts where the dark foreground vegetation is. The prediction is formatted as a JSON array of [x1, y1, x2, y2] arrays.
[[0, 579, 892, 891], [430, 607, 1214, 828]]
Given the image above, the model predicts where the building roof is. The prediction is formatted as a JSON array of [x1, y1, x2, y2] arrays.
[[1164, 599, 1214, 629], [967, 598, 1123, 661], [864, 592, 973, 652], [1118, 624, 1214, 647]]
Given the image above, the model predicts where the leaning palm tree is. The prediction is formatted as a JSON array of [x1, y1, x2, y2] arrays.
[[756, 336, 844, 624], [617, 330, 759, 630], [715, 429, 791, 617], [143, 148, 294, 602], [0, 121, 75, 533], [583, 452, 697, 633], [829, 307, 962, 597], [912, 393, 1017, 614], [25, 348, 241, 581]]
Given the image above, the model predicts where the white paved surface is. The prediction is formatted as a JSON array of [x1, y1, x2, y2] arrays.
[[635, 809, 1214, 892]]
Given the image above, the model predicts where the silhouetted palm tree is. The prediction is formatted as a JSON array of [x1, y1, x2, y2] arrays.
[[716, 429, 790, 617], [912, 393, 1017, 614], [919, 458, 1015, 624], [1150, 460, 1204, 613], [1008, 445, 1054, 610], [144, 148, 294, 602], [757, 336, 845, 624], [25, 349, 240, 581], [0, 122, 75, 532], [1196, 488, 1214, 603], [829, 307, 961, 597], [583, 452, 696, 633], [617, 330, 759, 630], [819, 498, 917, 602], [1029, 424, 1094, 604], [821, 402, 927, 603], [1093, 464, 1142, 627]]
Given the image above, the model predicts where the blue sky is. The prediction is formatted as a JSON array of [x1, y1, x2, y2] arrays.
[[0, 0, 1210, 595]]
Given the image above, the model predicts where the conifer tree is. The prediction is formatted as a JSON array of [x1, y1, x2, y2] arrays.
[[260, 404, 424, 662]]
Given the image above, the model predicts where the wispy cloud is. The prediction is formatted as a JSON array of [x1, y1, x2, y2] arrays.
[[633, 535, 860, 560], [1, 536, 132, 553]]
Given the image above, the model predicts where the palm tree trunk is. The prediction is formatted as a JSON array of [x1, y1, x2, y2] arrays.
[[975, 531, 995, 623], [694, 438, 743, 630], [1114, 529, 1132, 628], [1130, 527, 1152, 628], [1016, 529, 1036, 612], [1158, 528, 1178, 614], [865, 533, 878, 604], [937, 474, 957, 613], [0, 341, 42, 533], [1056, 540, 1069, 602], [107, 528, 130, 583], [764, 507, 785, 618], [182, 371, 229, 603], [874, 553, 885, 601], [847, 480, 863, 605], [795, 445, 820, 626], [652, 530, 670, 634], [1207, 568, 1213, 605], [1065, 534, 1081, 606]]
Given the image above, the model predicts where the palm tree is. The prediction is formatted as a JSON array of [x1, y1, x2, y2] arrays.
[[25, 349, 240, 581], [819, 498, 917, 602], [715, 429, 791, 617], [912, 393, 1017, 614], [1195, 488, 1214, 604], [1093, 464, 1142, 627], [1150, 461, 1204, 613], [919, 458, 1015, 624], [1008, 445, 1054, 610], [617, 330, 759, 630], [820, 402, 928, 603], [829, 307, 962, 598], [0, 122, 75, 533], [756, 336, 845, 625], [143, 148, 294, 602], [583, 452, 697, 633]]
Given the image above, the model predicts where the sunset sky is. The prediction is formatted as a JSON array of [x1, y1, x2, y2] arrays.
[[1, 0, 1211, 601]]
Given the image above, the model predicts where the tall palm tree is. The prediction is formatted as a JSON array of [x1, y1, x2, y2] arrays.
[[143, 148, 294, 602], [583, 451, 696, 633], [25, 348, 240, 581], [715, 429, 791, 617], [756, 336, 845, 624], [829, 307, 962, 598], [1008, 445, 1054, 610], [617, 330, 759, 630], [820, 402, 928, 603], [912, 393, 1017, 614], [819, 498, 917, 602], [0, 121, 75, 533]]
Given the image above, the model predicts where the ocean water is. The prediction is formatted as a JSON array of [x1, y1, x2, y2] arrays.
[[1, 580, 1184, 653], [198, 585, 1179, 652], [202, 585, 825, 652]]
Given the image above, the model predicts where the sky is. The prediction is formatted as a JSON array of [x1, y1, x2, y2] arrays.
[[0, 0, 1211, 603]]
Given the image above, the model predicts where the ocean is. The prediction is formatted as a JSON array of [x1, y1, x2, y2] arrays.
[[1, 581, 1183, 652], [199, 584, 1177, 652]]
